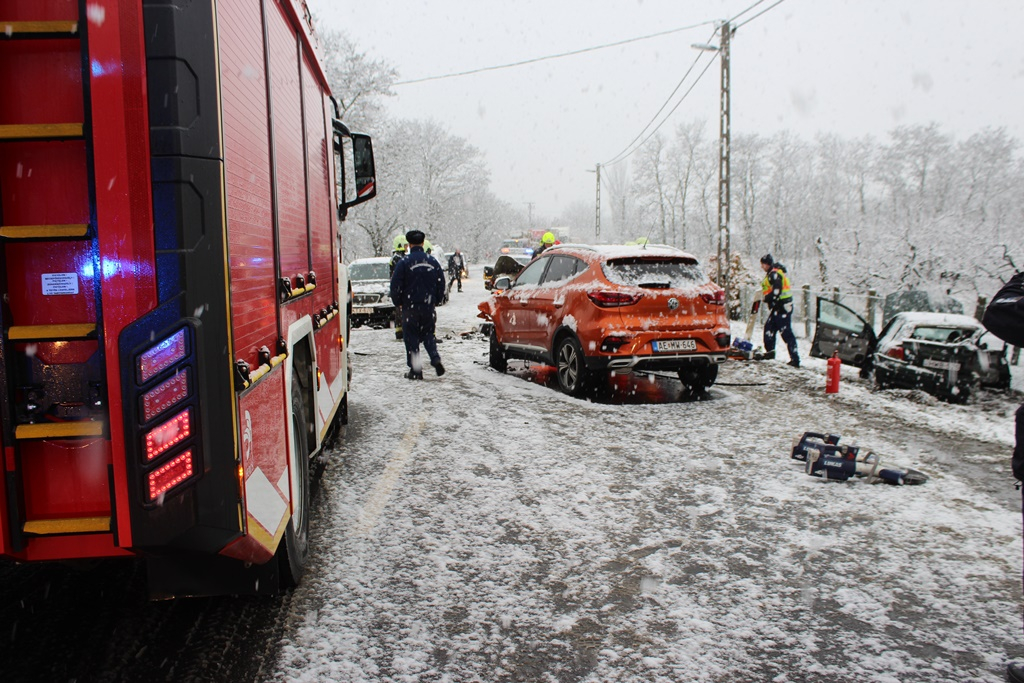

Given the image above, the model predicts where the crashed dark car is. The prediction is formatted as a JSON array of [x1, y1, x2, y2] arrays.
[[810, 299, 1011, 403], [483, 253, 532, 290]]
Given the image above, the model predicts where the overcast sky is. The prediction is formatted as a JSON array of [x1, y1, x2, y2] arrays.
[[307, 0, 1024, 221]]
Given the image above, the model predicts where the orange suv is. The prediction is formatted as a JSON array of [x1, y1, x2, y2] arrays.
[[477, 244, 730, 396]]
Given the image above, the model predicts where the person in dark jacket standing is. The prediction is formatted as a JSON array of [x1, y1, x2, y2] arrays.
[[983, 272, 1024, 683], [760, 254, 800, 367], [390, 230, 447, 379], [447, 249, 466, 293]]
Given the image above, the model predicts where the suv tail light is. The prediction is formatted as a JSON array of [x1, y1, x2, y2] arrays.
[[588, 291, 641, 307], [885, 347, 905, 361], [700, 290, 726, 305]]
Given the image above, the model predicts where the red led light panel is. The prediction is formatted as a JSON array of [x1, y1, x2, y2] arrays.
[[142, 370, 189, 422], [144, 409, 192, 461], [137, 329, 187, 383], [148, 449, 195, 501]]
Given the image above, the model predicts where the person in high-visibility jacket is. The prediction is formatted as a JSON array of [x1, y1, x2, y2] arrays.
[[760, 254, 800, 367]]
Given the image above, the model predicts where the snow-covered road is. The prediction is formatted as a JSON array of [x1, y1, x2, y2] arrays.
[[274, 270, 1024, 683]]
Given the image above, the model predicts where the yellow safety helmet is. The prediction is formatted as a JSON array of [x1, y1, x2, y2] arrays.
[[541, 231, 556, 245], [393, 234, 408, 251]]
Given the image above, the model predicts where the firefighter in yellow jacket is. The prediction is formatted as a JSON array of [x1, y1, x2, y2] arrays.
[[760, 254, 800, 367]]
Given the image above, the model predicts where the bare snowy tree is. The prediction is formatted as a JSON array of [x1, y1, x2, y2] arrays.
[[317, 26, 396, 133]]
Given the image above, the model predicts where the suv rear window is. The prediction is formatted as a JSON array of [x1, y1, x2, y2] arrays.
[[602, 257, 707, 288]]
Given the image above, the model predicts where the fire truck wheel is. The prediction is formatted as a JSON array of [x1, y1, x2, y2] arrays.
[[281, 380, 310, 588]]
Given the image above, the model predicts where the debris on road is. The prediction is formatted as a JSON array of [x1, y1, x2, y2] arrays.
[[791, 431, 929, 485]]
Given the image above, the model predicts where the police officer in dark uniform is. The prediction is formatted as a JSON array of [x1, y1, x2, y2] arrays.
[[983, 272, 1024, 683], [760, 254, 800, 367], [390, 230, 447, 379]]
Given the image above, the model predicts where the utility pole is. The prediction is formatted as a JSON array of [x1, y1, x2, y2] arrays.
[[586, 164, 601, 238], [717, 22, 732, 311], [524, 202, 534, 232]]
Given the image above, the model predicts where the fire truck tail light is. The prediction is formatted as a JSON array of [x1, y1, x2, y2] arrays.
[[145, 409, 192, 461], [142, 371, 189, 422], [138, 329, 187, 383], [148, 449, 195, 501]]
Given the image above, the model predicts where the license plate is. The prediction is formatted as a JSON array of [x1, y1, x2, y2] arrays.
[[923, 358, 959, 371], [652, 339, 697, 352], [352, 307, 373, 315]]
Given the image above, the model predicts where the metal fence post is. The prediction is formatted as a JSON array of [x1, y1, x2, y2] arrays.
[[974, 296, 987, 322], [867, 289, 876, 330], [831, 286, 841, 303], [803, 284, 812, 339]]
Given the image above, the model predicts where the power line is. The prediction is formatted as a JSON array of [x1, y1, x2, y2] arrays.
[[735, 0, 787, 29], [602, 55, 718, 167], [601, 0, 787, 167], [727, 0, 768, 23], [394, 20, 717, 86], [601, 27, 718, 167]]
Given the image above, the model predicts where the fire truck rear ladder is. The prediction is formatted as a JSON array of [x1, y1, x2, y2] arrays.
[[0, 14, 112, 544]]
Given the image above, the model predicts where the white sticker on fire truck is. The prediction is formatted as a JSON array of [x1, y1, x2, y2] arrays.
[[242, 411, 253, 472], [41, 273, 79, 296], [245, 466, 288, 535]]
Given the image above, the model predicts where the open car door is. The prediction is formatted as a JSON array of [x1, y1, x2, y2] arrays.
[[810, 298, 877, 368], [493, 254, 527, 278]]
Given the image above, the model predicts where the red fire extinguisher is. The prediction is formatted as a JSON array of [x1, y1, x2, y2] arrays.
[[826, 350, 841, 394]]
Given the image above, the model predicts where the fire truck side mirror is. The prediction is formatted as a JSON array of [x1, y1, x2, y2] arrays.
[[333, 121, 377, 222], [351, 134, 376, 203]]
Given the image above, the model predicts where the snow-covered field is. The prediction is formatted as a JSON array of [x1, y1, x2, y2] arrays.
[[273, 268, 1024, 683]]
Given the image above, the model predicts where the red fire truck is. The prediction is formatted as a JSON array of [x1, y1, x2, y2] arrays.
[[0, 0, 376, 596]]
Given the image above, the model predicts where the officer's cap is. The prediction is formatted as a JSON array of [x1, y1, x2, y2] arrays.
[[406, 230, 426, 245]]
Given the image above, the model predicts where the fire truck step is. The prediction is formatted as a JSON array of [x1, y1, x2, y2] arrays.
[[15, 421, 104, 440], [22, 516, 110, 535], [7, 323, 97, 341], [0, 224, 89, 239], [0, 21, 80, 39], [0, 123, 84, 141]]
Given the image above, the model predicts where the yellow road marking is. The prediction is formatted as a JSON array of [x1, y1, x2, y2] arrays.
[[349, 416, 425, 538]]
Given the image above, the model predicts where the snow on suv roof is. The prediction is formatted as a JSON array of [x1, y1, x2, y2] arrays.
[[548, 243, 695, 260]]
